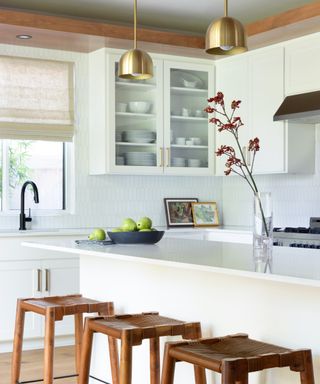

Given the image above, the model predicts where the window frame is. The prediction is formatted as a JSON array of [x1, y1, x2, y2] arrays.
[[0, 140, 73, 217]]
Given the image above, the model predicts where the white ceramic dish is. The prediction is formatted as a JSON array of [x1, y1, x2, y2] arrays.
[[128, 101, 151, 114]]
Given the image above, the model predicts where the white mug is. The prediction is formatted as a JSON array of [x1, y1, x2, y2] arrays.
[[181, 108, 190, 117]]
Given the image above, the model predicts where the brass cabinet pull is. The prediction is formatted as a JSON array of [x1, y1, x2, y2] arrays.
[[37, 269, 42, 292], [159, 147, 163, 167], [166, 148, 170, 167], [45, 269, 50, 292]]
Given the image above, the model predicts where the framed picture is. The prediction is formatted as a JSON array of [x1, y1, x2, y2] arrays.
[[164, 198, 198, 227], [191, 202, 219, 227]]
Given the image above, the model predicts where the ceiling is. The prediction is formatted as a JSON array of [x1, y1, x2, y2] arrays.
[[0, 0, 316, 35]]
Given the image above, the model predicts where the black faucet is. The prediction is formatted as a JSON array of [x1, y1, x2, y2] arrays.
[[19, 181, 39, 230]]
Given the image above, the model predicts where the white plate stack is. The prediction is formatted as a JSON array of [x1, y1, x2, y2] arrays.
[[124, 152, 156, 166], [123, 130, 156, 143], [172, 157, 186, 167]]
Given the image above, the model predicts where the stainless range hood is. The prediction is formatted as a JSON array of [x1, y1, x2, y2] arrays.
[[273, 90, 320, 124]]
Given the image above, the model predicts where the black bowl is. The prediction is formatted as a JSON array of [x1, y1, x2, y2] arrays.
[[107, 230, 164, 244]]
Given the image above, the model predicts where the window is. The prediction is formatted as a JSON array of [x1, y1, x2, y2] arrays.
[[0, 140, 65, 212], [0, 56, 74, 214]]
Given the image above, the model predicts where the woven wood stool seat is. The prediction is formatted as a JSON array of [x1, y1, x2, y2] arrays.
[[79, 312, 205, 384], [161, 333, 315, 384], [12, 294, 115, 384]]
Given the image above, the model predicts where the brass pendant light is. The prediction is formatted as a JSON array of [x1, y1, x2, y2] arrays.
[[118, 0, 153, 80], [205, 0, 247, 55]]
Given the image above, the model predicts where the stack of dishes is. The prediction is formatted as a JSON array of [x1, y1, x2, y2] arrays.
[[116, 131, 123, 142], [187, 158, 201, 167], [116, 156, 125, 165], [172, 157, 186, 167], [124, 152, 156, 166], [123, 130, 156, 143]]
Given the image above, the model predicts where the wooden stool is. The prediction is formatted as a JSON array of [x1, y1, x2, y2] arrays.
[[79, 312, 205, 384], [11, 294, 116, 384], [161, 333, 315, 384]]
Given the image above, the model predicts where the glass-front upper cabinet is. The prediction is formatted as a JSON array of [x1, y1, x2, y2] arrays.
[[163, 61, 215, 175], [107, 54, 163, 174]]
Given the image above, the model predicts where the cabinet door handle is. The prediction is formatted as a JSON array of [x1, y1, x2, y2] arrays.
[[166, 148, 170, 167], [159, 147, 163, 167], [45, 269, 50, 292], [37, 269, 42, 292]]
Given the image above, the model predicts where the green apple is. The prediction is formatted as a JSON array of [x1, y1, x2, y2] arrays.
[[136, 217, 152, 230], [139, 228, 152, 232], [121, 218, 137, 232], [111, 227, 123, 233], [88, 228, 106, 240]]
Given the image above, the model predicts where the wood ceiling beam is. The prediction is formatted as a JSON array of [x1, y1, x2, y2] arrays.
[[0, 2, 319, 52], [246, 2, 320, 36]]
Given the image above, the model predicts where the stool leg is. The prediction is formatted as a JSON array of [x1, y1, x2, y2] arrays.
[[161, 343, 176, 384], [150, 337, 160, 384], [221, 359, 248, 384], [119, 331, 133, 384], [299, 350, 315, 384], [79, 319, 94, 384], [108, 336, 120, 384], [11, 300, 25, 384], [193, 365, 206, 384], [44, 308, 55, 384], [75, 313, 84, 383]]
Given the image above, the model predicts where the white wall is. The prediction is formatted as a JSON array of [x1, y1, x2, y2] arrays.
[[222, 125, 320, 228], [0, 44, 222, 230]]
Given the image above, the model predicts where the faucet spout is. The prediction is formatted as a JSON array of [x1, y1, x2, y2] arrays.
[[19, 181, 40, 230]]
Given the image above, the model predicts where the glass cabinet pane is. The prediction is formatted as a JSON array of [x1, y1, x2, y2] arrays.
[[169, 68, 209, 169], [114, 62, 159, 168]]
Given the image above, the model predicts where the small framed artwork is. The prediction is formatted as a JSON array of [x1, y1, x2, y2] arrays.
[[164, 198, 198, 227], [191, 202, 219, 227]]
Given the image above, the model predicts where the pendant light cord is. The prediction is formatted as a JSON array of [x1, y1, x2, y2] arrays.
[[224, 0, 228, 17], [134, 0, 137, 49]]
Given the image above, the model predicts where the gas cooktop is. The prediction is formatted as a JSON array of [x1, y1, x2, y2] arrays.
[[273, 218, 320, 248]]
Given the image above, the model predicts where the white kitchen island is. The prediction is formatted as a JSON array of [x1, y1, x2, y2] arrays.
[[23, 237, 320, 384]]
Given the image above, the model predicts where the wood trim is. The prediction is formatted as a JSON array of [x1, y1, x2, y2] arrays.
[[0, 3, 319, 53], [0, 8, 204, 49], [246, 2, 320, 36]]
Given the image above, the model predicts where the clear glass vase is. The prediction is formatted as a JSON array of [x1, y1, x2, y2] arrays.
[[253, 192, 273, 272]]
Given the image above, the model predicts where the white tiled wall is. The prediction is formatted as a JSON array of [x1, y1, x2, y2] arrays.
[[0, 44, 221, 230]]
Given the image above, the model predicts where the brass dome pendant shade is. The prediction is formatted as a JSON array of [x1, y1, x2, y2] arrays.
[[118, 0, 153, 80], [205, 0, 247, 55]]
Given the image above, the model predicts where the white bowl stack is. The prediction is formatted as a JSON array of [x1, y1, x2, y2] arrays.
[[124, 152, 156, 166], [123, 130, 156, 143], [172, 157, 186, 167]]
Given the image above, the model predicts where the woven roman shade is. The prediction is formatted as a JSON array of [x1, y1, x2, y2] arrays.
[[0, 56, 74, 142]]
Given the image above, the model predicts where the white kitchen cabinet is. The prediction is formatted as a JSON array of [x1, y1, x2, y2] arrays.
[[0, 258, 79, 347], [215, 45, 315, 175], [285, 33, 320, 95], [163, 60, 215, 175], [0, 237, 79, 352], [89, 48, 215, 176], [0, 260, 42, 343]]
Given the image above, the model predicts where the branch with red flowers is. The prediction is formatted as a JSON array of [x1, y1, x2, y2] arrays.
[[205, 92, 269, 237], [205, 92, 260, 195]]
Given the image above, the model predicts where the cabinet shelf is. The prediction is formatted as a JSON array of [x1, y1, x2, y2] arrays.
[[116, 81, 156, 91], [116, 142, 156, 147], [171, 115, 207, 122], [171, 144, 208, 149], [170, 86, 208, 96], [116, 112, 156, 119]]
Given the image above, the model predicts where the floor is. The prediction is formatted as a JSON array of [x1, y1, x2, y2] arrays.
[[0, 346, 76, 383]]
